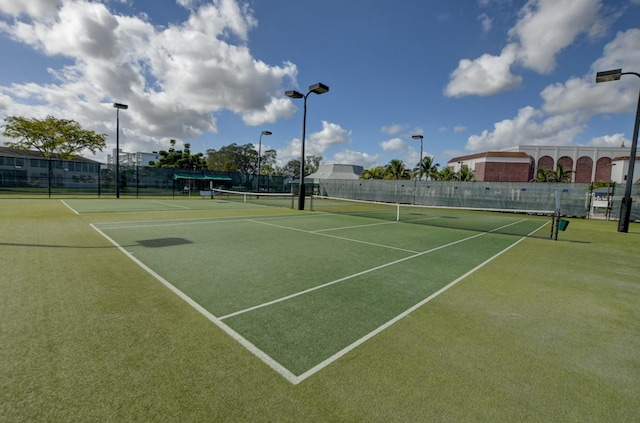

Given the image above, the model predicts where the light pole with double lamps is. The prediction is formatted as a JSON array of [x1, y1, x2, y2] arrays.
[[285, 83, 330, 210]]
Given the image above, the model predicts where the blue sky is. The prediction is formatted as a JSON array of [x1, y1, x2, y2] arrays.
[[0, 0, 638, 169]]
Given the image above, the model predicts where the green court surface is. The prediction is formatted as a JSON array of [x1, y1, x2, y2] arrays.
[[79, 199, 550, 381], [2, 198, 639, 422]]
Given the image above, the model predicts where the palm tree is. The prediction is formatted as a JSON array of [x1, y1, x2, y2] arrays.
[[384, 159, 411, 180], [532, 164, 573, 182], [532, 167, 551, 182], [436, 167, 456, 181], [456, 165, 476, 181], [549, 163, 573, 182], [359, 165, 385, 180], [414, 156, 439, 180]]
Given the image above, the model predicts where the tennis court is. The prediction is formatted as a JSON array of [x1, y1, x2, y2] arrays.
[[64, 197, 550, 384]]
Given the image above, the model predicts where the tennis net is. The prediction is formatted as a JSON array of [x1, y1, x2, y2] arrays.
[[310, 195, 553, 237], [213, 188, 295, 209]]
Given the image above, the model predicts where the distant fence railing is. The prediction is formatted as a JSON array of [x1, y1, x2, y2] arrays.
[[0, 161, 294, 197], [316, 179, 640, 221]]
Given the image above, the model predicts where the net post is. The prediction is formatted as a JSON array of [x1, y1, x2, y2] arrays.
[[396, 203, 400, 222]]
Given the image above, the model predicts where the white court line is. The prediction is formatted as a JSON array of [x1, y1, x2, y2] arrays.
[[220, 218, 529, 321], [311, 220, 397, 233], [95, 212, 547, 385], [217, 220, 530, 321], [92, 213, 299, 230], [60, 200, 80, 215], [90, 223, 301, 385], [295, 222, 547, 384], [250, 219, 420, 253], [150, 200, 191, 209]]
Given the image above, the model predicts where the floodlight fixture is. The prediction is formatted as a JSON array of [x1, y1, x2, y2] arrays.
[[285, 90, 304, 99], [284, 82, 330, 210], [113, 102, 128, 199], [595, 69, 622, 83], [412, 135, 424, 181], [257, 130, 272, 191], [309, 82, 329, 94]]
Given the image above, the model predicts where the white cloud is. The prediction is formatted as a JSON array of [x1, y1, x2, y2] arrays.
[[444, 44, 522, 97], [307, 121, 351, 154], [541, 29, 640, 116], [464, 27, 639, 154], [0, 0, 296, 157], [381, 123, 407, 135], [0, 0, 62, 20], [587, 133, 629, 147], [332, 150, 381, 168], [278, 121, 351, 162], [590, 28, 640, 77], [478, 13, 493, 33], [465, 106, 587, 151], [509, 0, 602, 73], [453, 125, 468, 133], [445, 0, 605, 97], [379, 137, 405, 152]]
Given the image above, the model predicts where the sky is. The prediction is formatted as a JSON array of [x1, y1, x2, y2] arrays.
[[0, 0, 638, 170]]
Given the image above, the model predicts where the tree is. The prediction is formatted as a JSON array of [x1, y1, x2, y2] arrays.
[[2, 115, 107, 159], [532, 164, 573, 182], [384, 159, 411, 180], [436, 167, 456, 181], [259, 149, 278, 174], [282, 159, 300, 178], [206, 143, 256, 173], [415, 156, 439, 180], [549, 163, 573, 182], [305, 155, 322, 175], [150, 140, 206, 169], [360, 166, 385, 180], [281, 155, 323, 178], [456, 165, 476, 181]]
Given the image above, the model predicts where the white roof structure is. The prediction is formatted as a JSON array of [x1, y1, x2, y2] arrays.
[[305, 164, 363, 181]]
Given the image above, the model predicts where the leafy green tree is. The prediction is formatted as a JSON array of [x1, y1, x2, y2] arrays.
[[281, 155, 322, 178], [360, 166, 385, 179], [305, 155, 322, 175], [206, 143, 256, 173], [150, 140, 206, 169], [2, 115, 107, 159], [384, 159, 411, 180], [260, 149, 278, 174], [282, 159, 300, 178]]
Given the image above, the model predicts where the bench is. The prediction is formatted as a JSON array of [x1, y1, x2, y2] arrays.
[[199, 190, 214, 198]]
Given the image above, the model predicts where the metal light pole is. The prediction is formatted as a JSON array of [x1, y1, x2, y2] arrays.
[[596, 69, 640, 232], [113, 103, 128, 199], [412, 135, 424, 180], [257, 130, 272, 191], [285, 82, 329, 210]]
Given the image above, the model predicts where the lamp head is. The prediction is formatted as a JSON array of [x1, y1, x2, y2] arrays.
[[596, 69, 622, 83], [113, 103, 128, 110], [412, 135, 424, 140], [261, 131, 272, 136], [285, 90, 304, 99], [309, 82, 329, 95]]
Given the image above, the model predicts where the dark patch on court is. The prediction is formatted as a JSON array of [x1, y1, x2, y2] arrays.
[[137, 237, 193, 248]]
